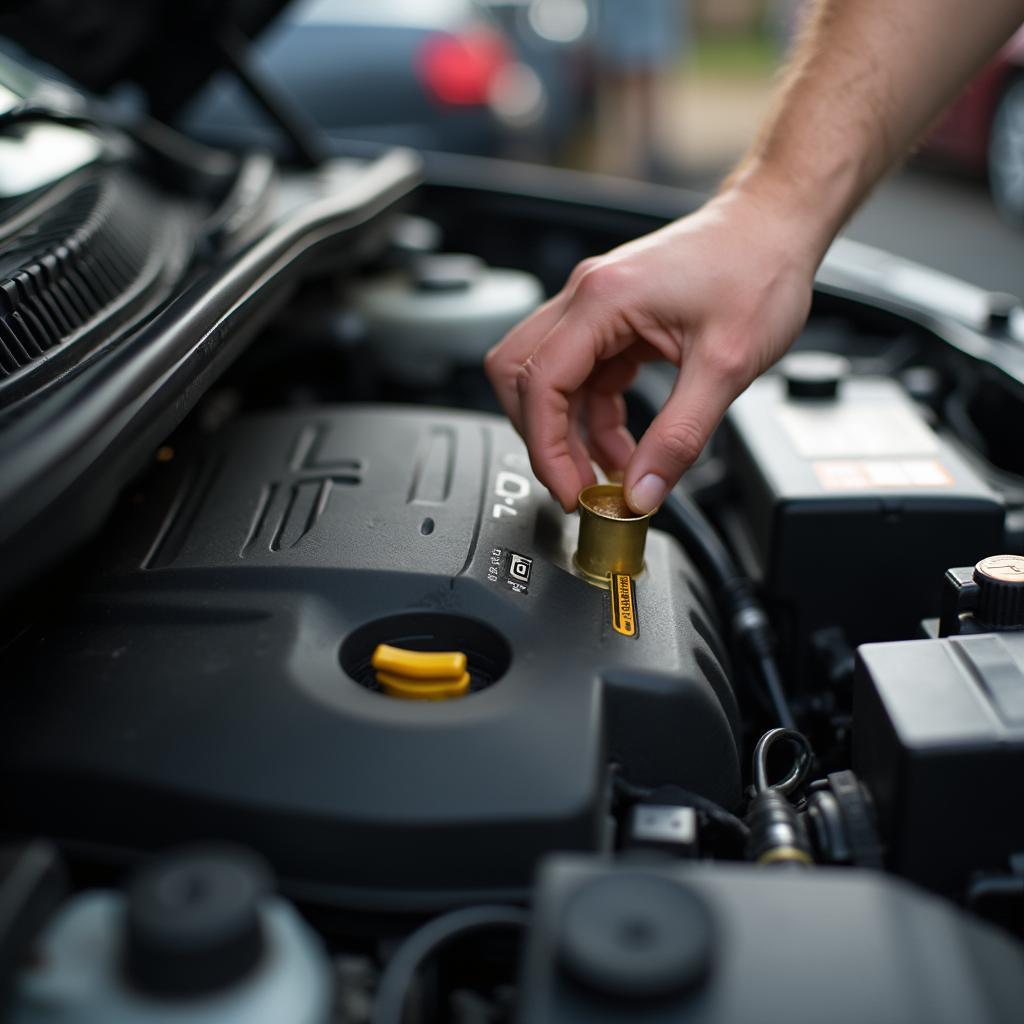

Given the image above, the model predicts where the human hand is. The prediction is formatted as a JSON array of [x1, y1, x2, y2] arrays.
[[484, 188, 818, 514]]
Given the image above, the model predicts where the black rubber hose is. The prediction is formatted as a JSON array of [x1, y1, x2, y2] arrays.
[[754, 655, 796, 732], [371, 905, 528, 1024], [752, 728, 814, 796], [662, 487, 738, 590], [660, 486, 796, 730]]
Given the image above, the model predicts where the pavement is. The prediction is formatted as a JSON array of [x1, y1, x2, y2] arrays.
[[656, 67, 776, 186]]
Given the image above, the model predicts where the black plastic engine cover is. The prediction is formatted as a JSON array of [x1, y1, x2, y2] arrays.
[[0, 407, 738, 908]]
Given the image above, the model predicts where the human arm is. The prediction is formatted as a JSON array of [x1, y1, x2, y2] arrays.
[[485, 0, 1024, 514]]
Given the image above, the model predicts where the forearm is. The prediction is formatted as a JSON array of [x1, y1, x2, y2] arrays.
[[486, 0, 1024, 514], [725, 0, 1024, 263]]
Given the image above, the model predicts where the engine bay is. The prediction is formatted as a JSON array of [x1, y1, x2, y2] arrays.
[[1, 71, 1024, 1022]]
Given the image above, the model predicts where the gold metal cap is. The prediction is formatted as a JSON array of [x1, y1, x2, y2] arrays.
[[573, 483, 652, 587]]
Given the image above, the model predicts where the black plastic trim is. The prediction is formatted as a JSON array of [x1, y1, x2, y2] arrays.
[[0, 148, 421, 597]]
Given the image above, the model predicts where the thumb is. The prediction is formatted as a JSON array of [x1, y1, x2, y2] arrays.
[[623, 355, 743, 513]]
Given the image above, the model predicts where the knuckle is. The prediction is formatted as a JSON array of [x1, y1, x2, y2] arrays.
[[653, 417, 705, 468], [515, 359, 538, 398], [575, 261, 630, 303], [703, 338, 751, 384], [568, 256, 601, 287], [483, 344, 503, 380]]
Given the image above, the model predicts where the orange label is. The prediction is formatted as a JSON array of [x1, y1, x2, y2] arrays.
[[813, 459, 954, 491]]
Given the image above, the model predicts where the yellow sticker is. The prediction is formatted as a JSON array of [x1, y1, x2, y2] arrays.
[[610, 573, 638, 637]]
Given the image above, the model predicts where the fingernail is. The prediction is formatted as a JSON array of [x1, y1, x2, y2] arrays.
[[629, 473, 667, 514], [551, 488, 576, 514]]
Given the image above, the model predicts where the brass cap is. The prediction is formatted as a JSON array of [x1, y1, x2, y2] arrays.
[[573, 483, 652, 587]]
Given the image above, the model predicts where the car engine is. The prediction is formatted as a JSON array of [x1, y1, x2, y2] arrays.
[[0, 40, 1023, 1024]]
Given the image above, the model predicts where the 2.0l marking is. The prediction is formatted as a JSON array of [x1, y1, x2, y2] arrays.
[[490, 453, 532, 520]]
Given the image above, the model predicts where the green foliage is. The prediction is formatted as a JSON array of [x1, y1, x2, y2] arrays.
[[688, 33, 782, 78]]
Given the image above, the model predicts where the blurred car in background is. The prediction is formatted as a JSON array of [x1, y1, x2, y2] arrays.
[[480, 0, 593, 157], [923, 26, 1024, 225], [180, 0, 582, 159]]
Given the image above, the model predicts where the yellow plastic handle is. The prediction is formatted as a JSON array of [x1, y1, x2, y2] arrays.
[[371, 644, 467, 680], [376, 671, 471, 700]]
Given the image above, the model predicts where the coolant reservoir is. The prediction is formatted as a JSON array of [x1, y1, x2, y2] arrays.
[[349, 253, 543, 384], [11, 848, 332, 1024]]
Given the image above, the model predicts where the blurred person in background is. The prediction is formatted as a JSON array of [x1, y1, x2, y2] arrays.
[[592, 0, 689, 178], [486, 0, 1024, 516]]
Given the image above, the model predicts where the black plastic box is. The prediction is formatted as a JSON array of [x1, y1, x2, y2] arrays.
[[517, 856, 1024, 1023], [854, 630, 1024, 891], [721, 373, 1004, 685]]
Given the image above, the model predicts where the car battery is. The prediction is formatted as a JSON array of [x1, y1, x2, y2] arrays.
[[854, 628, 1024, 891], [719, 352, 1004, 687]]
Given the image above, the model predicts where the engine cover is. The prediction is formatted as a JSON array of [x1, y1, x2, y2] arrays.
[[0, 407, 738, 907]]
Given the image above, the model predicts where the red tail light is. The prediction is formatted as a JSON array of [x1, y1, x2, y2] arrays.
[[417, 28, 511, 106]]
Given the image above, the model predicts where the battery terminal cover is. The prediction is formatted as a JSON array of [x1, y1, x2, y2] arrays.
[[371, 643, 470, 700], [973, 553, 1024, 628]]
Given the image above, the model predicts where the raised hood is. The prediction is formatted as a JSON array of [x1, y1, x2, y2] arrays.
[[0, 0, 293, 120]]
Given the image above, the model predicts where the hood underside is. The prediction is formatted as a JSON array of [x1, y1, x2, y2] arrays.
[[0, 0, 292, 119]]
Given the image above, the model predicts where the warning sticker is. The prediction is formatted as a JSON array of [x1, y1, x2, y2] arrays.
[[778, 405, 937, 459], [610, 573, 638, 637], [503, 550, 532, 594], [813, 459, 955, 491]]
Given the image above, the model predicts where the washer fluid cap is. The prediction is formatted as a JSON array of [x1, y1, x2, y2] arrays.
[[125, 846, 270, 996], [412, 253, 484, 292], [973, 554, 1024, 628], [780, 350, 851, 399], [349, 259, 544, 382]]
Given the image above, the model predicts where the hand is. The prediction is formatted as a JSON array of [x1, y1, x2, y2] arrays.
[[484, 188, 818, 513]]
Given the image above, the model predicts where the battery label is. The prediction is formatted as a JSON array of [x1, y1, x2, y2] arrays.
[[778, 405, 937, 459], [610, 573, 638, 637], [813, 458, 954, 491]]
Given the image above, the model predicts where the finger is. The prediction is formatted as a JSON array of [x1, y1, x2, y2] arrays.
[[516, 315, 612, 511], [566, 390, 599, 494], [623, 341, 748, 513], [515, 264, 643, 509], [518, 359, 596, 512], [584, 356, 639, 473], [484, 258, 600, 435], [485, 288, 572, 434]]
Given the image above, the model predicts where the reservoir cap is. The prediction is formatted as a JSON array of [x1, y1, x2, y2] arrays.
[[780, 350, 851, 400], [558, 873, 714, 1000], [125, 846, 269, 996]]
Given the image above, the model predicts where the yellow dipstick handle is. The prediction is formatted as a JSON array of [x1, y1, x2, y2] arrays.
[[371, 644, 467, 680], [376, 671, 471, 700]]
